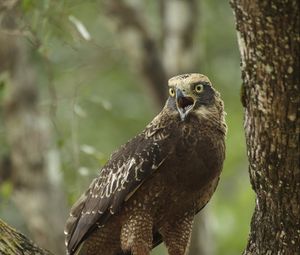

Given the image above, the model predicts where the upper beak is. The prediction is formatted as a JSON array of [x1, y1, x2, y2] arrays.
[[176, 89, 195, 121]]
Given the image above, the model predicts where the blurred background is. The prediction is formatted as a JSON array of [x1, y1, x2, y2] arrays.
[[0, 0, 253, 255]]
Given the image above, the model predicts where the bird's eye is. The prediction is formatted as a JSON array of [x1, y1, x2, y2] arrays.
[[169, 88, 175, 97], [194, 84, 204, 93]]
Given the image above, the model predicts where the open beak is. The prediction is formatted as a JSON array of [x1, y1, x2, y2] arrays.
[[176, 89, 195, 121]]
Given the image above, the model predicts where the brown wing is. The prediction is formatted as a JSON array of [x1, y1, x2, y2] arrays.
[[65, 118, 172, 254]]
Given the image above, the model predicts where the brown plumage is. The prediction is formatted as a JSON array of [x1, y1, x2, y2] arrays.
[[65, 73, 227, 255]]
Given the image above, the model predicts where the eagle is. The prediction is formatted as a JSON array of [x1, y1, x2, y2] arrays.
[[65, 73, 227, 255]]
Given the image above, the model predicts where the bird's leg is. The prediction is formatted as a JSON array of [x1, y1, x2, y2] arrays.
[[131, 240, 151, 255], [120, 211, 153, 255], [160, 214, 194, 255], [78, 220, 121, 255]]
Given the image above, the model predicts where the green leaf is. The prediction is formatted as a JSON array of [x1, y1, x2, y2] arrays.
[[21, 0, 34, 12], [0, 181, 13, 199]]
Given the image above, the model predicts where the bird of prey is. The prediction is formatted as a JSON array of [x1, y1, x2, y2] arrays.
[[65, 73, 227, 255]]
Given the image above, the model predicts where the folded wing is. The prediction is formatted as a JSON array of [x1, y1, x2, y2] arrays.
[[65, 129, 171, 254]]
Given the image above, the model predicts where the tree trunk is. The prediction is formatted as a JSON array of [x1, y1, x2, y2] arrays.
[[231, 1, 300, 254]]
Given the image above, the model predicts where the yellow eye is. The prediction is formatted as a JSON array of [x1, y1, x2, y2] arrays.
[[195, 84, 204, 93], [169, 88, 175, 97]]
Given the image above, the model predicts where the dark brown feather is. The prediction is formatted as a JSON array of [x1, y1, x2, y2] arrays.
[[65, 114, 174, 254], [65, 73, 227, 255]]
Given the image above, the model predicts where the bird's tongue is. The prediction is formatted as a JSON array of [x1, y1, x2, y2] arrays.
[[177, 96, 194, 112]]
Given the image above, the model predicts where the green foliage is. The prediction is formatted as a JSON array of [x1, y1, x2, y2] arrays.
[[0, 72, 9, 104], [0, 78, 5, 103], [21, 0, 34, 12], [0, 181, 13, 201]]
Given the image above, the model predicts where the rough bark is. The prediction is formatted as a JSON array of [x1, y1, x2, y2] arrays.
[[231, 1, 300, 254], [0, 5, 67, 255], [0, 219, 53, 255]]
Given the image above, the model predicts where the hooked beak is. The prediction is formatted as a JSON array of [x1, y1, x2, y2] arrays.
[[176, 89, 195, 121]]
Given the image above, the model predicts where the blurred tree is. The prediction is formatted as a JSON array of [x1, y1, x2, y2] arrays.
[[103, 0, 199, 106], [231, 0, 300, 254], [0, 3, 67, 254]]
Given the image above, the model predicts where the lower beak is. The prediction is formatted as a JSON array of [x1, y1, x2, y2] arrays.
[[176, 89, 195, 121]]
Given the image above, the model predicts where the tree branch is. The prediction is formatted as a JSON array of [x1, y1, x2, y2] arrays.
[[0, 219, 54, 255]]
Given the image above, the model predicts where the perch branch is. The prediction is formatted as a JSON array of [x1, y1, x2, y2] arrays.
[[0, 218, 54, 255]]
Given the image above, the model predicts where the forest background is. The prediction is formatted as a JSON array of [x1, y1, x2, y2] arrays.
[[0, 1, 253, 255]]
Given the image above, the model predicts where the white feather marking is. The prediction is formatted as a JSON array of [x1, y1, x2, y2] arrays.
[[128, 158, 136, 169], [106, 173, 117, 197], [100, 158, 137, 198]]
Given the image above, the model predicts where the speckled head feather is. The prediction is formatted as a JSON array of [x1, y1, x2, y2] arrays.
[[168, 73, 211, 88]]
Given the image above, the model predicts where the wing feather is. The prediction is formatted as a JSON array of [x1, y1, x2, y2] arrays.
[[65, 119, 173, 254]]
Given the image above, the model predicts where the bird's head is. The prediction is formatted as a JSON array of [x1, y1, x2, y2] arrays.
[[166, 73, 225, 124]]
